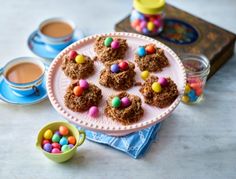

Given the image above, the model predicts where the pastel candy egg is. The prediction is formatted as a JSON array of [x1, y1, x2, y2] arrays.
[[135, 26, 142, 33], [43, 129, 53, 140], [89, 106, 99, 117], [75, 54, 85, 64], [61, 145, 71, 153], [59, 126, 69, 136], [158, 77, 168, 87], [111, 40, 120, 49], [190, 82, 202, 90], [132, 10, 145, 20], [142, 28, 149, 34], [69, 144, 74, 149], [52, 134, 61, 143], [182, 95, 189, 103], [52, 142, 61, 149], [121, 97, 131, 107], [42, 139, 50, 145], [54, 131, 62, 137], [141, 70, 149, 80], [131, 19, 140, 28], [51, 148, 61, 154], [73, 86, 83, 96], [68, 50, 78, 60], [140, 21, 147, 28], [118, 61, 129, 71], [43, 143, 52, 153], [68, 136, 76, 145], [79, 79, 89, 89], [137, 47, 146, 57], [188, 90, 196, 99], [59, 137, 68, 146], [152, 82, 162, 93], [110, 64, 120, 73], [145, 45, 156, 54], [104, 37, 113, 47], [112, 96, 121, 108], [189, 95, 198, 102], [185, 84, 191, 93], [153, 19, 160, 27], [147, 22, 155, 31], [196, 88, 203, 96]]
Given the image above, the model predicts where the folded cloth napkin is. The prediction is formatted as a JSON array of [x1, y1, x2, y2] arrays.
[[77, 123, 161, 159]]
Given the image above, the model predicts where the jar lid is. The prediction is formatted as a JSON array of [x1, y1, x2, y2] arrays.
[[133, 0, 165, 15]]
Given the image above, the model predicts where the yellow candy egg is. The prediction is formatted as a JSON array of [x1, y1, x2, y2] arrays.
[[43, 129, 53, 139], [152, 82, 162, 93], [182, 95, 189, 103], [147, 22, 155, 31], [185, 84, 191, 93], [75, 55, 85, 64], [141, 71, 149, 80]]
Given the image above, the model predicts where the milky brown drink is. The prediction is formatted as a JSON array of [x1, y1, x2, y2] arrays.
[[41, 21, 73, 38], [6, 62, 43, 84]]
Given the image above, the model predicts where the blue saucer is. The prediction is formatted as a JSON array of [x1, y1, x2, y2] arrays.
[[0, 77, 47, 105], [27, 30, 84, 60]]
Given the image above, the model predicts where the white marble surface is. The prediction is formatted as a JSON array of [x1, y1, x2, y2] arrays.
[[0, 0, 236, 178]]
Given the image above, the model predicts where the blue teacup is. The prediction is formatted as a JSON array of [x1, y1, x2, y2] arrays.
[[0, 57, 46, 96], [33, 17, 76, 51]]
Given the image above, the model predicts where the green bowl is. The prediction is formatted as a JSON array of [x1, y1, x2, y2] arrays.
[[36, 121, 86, 163]]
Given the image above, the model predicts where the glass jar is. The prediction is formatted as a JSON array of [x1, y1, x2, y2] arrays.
[[130, 0, 165, 36], [181, 54, 210, 104]]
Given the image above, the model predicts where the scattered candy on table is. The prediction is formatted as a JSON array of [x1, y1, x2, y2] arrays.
[[89, 106, 99, 117], [75, 54, 85, 64], [104, 37, 120, 49], [141, 70, 149, 80], [112, 96, 121, 108], [42, 125, 76, 154]]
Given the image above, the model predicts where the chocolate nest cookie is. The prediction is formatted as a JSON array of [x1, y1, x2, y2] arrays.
[[135, 44, 169, 72], [94, 36, 128, 63], [139, 75, 178, 108], [64, 81, 102, 112], [62, 52, 94, 80], [104, 92, 144, 125], [99, 60, 136, 90]]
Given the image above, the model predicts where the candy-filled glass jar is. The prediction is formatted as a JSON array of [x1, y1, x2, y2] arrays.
[[181, 54, 210, 104], [130, 0, 165, 36]]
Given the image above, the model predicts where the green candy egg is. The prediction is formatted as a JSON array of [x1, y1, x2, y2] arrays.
[[112, 96, 121, 108], [61, 145, 71, 153], [52, 134, 61, 143], [104, 37, 113, 47]]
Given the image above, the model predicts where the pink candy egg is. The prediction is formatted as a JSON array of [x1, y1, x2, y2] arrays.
[[121, 97, 131, 107], [79, 79, 89, 89], [51, 148, 61, 154], [111, 40, 120, 49], [52, 142, 61, 149], [158, 77, 168, 87], [68, 50, 78, 60], [89, 106, 99, 117], [140, 21, 147, 28]]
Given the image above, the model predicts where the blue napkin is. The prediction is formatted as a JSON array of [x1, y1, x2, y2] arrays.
[[77, 123, 161, 159]]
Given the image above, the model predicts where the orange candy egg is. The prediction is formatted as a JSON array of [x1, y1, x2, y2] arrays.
[[131, 19, 140, 28], [73, 86, 83, 96], [190, 82, 202, 90], [68, 136, 76, 145], [59, 126, 69, 136], [145, 45, 156, 54], [195, 88, 203, 96]]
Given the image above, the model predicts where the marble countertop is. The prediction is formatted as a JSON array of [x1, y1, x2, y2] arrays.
[[0, 0, 235, 178]]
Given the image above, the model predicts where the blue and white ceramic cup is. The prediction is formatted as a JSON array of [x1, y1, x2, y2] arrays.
[[34, 17, 75, 51], [1, 57, 46, 96]]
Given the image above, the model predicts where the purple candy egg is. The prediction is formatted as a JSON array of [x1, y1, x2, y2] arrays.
[[54, 131, 61, 137], [142, 28, 149, 34], [110, 64, 120, 73], [79, 79, 89, 89], [140, 21, 147, 28], [43, 143, 52, 153], [121, 97, 131, 107], [158, 77, 168, 87], [51, 148, 61, 154], [69, 144, 74, 149], [89, 106, 99, 117], [111, 40, 120, 49]]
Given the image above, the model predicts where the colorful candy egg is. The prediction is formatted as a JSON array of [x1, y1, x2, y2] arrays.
[[121, 97, 131, 107], [52, 134, 61, 143], [112, 96, 121, 108], [69, 144, 74, 149], [68, 136, 76, 145], [51, 148, 61, 154], [152, 82, 162, 93], [131, 19, 141, 28], [184, 84, 191, 93], [190, 82, 202, 90], [43, 129, 53, 140], [195, 88, 203, 96], [52, 142, 61, 149], [89, 106, 99, 117], [54, 131, 61, 137], [75, 54, 85, 64], [79, 79, 89, 89], [104, 37, 113, 47], [137, 47, 146, 57], [61, 145, 71, 153], [59, 137, 68, 146], [147, 22, 155, 31], [142, 28, 149, 34], [140, 21, 147, 28], [118, 61, 129, 71], [111, 40, 120, 49], [42, 139, 50, 145], [110, 64, 120, 73], [182, 95, 189, 103], [43, 143, 52, 153], [59, 126, 69, 136], [141, 70, 149, 80], [145, 45, 156, 54], [68, 50, 78, 60], [158, 77, 168, 87], [73, 86, 83, 96]]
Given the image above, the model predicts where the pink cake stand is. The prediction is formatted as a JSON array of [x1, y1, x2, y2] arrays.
[[46, 32, 186, 136]]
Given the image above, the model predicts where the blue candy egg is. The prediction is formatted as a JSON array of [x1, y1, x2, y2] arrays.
[[188, 90, 198, 102], [142, 28, 149, 34], [110, 64, 120, 73], [137, 47, 146, 57], [131, 10, 145, 20], [59, 136, 68, 146]]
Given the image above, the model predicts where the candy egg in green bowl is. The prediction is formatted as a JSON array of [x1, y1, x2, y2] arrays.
[[36, 121, 86, 163]]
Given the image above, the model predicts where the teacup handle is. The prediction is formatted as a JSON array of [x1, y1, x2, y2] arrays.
[[32, 85, 40, 96], [76, 130, 86, 147], [32, 33, 45, 45]]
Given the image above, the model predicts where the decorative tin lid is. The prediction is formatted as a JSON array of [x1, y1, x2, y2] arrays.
[[133, 0, 165, 15]]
